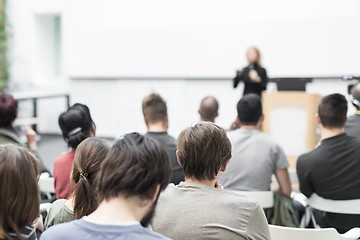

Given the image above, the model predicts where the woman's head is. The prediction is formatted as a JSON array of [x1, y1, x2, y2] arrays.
[[0, 94, 18, 128], [72, 137, 110, 219], [58, 103, 95, 149], [247, 47, 262, 67], [0, 145, 41, 239]]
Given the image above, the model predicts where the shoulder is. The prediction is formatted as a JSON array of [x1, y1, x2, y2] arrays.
[[54, 150, 75, 164], [41, 219, 84, 240]]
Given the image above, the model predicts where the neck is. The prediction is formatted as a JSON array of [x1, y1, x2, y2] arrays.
[[147, 122, 167, 132], [87, 196, 143, 223], [200, 118, 214, 123], [186, 177, 217, 188], [241, 125, 260, 130], [321, 127, 344, 140]]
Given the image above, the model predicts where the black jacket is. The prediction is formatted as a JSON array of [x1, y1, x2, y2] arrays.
[[233, 64, 268, 96]]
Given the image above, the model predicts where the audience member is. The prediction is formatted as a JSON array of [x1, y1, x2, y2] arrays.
[[45, 138, 110, 229], [142, 93, 184, 185], [297, 93, 360, 233], [152, 122, 270, 240], [0, 93, 47, 172], [345, 83, 360, 137], [40, 133, 171, 240], [0, 144, 42, 240], [198, 96, 219, 122], [219, 94, 292, 197], [54, 103, 95, 199]]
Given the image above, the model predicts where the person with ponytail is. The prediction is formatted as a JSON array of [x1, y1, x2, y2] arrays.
[[53, 104, 96, 200], [45, 138, 110, 229]]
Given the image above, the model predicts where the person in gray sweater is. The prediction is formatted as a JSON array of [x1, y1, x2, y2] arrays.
[[152, 122, 270, 240]]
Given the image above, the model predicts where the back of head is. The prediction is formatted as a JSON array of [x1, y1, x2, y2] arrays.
[[237, 94, 262, 125], [0, 94, 18, 128], [58, 103, 95, 149], [72, 137, 110, 219], [177, 122, 231, 181], [142, 93, 168, 126], [199, 96, 219, 122], [318, 93, 348, 129], [0, 145, 41, 239], [351, 83, 360, 110], [97, 132, 171, 201]]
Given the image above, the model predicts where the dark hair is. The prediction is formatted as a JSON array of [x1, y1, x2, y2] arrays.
[[318, 93, 348, 128], [199, 96, 219, 122], [0, 94, 18, 128], [177, 122, 231, 181], [237, 94, 262, 125], [72, 138, 110, 219], [142, 93, 167, 124], [0, 145, 41, 240], [97, 133, 171, 201], [59, 103, 95, 149]]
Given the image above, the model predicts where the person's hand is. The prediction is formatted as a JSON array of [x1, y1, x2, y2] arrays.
[[249, 69, 261, 82], [215, 181, 224, 189], [229, 117, 241, 131], [32, 217, 44, 232], [26, 127, 37, 151]]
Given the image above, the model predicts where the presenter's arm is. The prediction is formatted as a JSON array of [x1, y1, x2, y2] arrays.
[[233, 70, 244, 88], [258, 68, 268, 90]]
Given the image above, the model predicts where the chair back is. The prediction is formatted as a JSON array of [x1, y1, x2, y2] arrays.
[[308, 193, 360, 214], [269, 224, 360, 240]]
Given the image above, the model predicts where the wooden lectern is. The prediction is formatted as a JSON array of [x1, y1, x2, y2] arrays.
[[262, 91, 321, 169]]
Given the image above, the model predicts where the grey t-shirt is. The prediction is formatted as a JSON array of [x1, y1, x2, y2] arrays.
[[40, 218, 168, 240], [152, 182, 270, 240], [219, 128, 289, 191]]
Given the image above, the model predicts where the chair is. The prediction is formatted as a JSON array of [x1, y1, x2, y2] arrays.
[[38, 174, 55, 202], [232, 190, 274, 208], [308, 193, 360, 214], [269, 224, 360, 240]]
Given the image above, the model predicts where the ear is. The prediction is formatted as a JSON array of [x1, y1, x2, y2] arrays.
[[150, 184, 160, 202], [215, 112, 219, 117], [344, 117, 348, 126], [260, 113, 265, 122], [91, 123, 96, 136], [316, 113, 322, 125], [176, 150, 182, 166], [220, 159, 230, 172], [198, 109, 201, 114]]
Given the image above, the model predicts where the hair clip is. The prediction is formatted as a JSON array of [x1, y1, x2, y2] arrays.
[[69, 127, 82, 136]]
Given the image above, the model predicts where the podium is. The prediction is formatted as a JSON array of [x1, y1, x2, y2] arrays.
[[262, 92, 321, 169]]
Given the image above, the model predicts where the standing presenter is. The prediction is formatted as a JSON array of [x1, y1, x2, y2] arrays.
[[233, 47, 268, 96]]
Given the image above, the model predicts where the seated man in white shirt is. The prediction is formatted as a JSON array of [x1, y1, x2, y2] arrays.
[[219, 94, 292, 197], [152, 122, 270, 240]]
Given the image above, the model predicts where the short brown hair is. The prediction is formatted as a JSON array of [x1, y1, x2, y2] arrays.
[[0, 145, 41, 239], [177, 122, 231, 180], [318, 94, 348, 129], [96, 133, 171, 201], [72, 138, 110, 219], [142, 93, 167, 124]]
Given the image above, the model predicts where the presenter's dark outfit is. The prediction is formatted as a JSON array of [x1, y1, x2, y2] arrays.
[[233, 64, 268, 96]]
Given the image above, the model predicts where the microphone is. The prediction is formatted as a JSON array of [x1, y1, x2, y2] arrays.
[[249, 63, 255, 70]]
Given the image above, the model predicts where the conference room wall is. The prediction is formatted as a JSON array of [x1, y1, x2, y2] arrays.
[[33, 78, 354, 140]]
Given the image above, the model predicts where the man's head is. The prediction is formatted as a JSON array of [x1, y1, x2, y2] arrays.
[[177, 122, 231, 181], [198, 96, 219, 122], [317, 93, 348, 129], [237, 94, 263, 126], [0, 94, 18, 128], [96, 132, 171, 226], [351, 83, 360, 110], [142, 93, 168, 130]]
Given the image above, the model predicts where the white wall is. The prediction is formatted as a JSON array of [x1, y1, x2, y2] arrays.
[[6, 0, 359, 147]]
